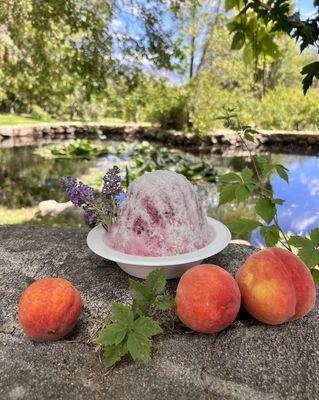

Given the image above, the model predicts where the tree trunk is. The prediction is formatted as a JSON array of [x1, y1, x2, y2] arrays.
[[189, 3, 197, 80]]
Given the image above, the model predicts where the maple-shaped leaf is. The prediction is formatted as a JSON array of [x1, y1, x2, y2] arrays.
[[288, 230, 319, 269], [301, 62, 319, 95]]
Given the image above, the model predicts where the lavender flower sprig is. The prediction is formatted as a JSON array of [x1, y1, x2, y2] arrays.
[[60, 166, 124, 230]]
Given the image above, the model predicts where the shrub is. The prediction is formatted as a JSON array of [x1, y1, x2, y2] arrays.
[[257, 86, 319, 131], [30, 105, 52, 121]]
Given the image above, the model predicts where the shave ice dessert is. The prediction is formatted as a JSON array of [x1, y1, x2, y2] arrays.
[[105, 170, 213, 256]]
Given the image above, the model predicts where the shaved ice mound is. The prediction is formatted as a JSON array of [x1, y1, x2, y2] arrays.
[[105, 170, 213, 256]]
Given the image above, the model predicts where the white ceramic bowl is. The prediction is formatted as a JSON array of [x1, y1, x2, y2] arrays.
[[87, 217, 231, 279]]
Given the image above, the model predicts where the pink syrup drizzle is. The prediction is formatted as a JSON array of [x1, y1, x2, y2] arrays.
[[105, 170, 213, 256]]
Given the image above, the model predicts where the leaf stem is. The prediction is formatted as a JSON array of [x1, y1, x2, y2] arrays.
[[236, 118, 293, 252], [274, 214, 293, 251]]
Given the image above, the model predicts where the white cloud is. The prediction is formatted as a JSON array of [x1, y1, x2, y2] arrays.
[[111, 18, 124, 29], [300, 173, 319, 197], [291, 215, 319, 233]]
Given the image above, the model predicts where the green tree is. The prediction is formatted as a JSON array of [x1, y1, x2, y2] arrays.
[[173, 12, 319, 132], [226, 0, 319, 93], [0, 1, 185, 115]]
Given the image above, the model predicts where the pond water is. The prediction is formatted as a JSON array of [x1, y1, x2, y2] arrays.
[[0, 140, 318, 245]]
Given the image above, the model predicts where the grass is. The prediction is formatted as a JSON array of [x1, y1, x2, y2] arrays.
[[0, 113, 59, 125], [0, 113, 154, 126], [0, 206, 87, 227], [97, 117, 154, 127], [0, 206, 36, 224]]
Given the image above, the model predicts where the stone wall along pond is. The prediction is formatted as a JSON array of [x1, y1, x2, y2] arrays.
[[1, 122, 319, 155]]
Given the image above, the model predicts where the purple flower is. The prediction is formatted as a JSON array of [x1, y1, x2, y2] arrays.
[[101, 165, 123, 212], [83, 205, 97, 225], [61, 177, 95, 207], [60, 177, 98, 225], [60, 166, 125, 229]]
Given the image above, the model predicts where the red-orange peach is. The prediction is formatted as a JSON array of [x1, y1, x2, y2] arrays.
[[18, 278, 83, 341], [236, 248, 316, 325], [175, 264, 241, 333]]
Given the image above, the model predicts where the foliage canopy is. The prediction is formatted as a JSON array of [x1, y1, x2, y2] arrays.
[[0, 0, 183, 114], [226, 0, 319, 93], [0, 0, 318, 130]]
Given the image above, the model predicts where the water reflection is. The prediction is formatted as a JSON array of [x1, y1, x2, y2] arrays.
[[261, 155, 319, 243], [0, 145, 96, 207], [206, 153, 319, 245], [0, 142, 318, 244]]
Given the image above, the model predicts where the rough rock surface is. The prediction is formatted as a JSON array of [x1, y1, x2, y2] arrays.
[[0, 225, 318, 400]]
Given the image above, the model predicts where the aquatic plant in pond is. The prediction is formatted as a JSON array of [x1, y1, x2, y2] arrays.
[[35, 139, 114, 159], [35, 140, 217, 184], [125, 141, 217, 183]]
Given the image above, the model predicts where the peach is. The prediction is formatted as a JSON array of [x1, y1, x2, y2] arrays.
[[236, 248, 316, 325], [175, 264, 241, 333], [18, 278, 83, 341]]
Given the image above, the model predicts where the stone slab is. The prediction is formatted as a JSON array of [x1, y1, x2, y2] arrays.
[[0, 225, 318, 400]]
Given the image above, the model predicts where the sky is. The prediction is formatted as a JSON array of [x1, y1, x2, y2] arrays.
[[297, 0, 316, 17]]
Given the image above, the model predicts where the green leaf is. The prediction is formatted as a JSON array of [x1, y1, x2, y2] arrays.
[[235, 185, 250, 202], [288, 235, 309, 248], [97, 323, 127, 346], [245, 128, 259, 135], [273, 198, 285, 205], [301, 61, 319, 95], [129, 279, 155, 316], [145, 268, 166, 295], [225, 0, 238, 12], [231, 32, 245, 50], [219, 185, 237, 206], [244, 132, 254, 142], [311, 269, 319, 285], [260, 34, 279, 59], [127, 331, 152, 363], [227, 20, 239, 33], [289, 235, 309, 247], [309, 228, 319, 246], [103, 341, 127, 368], [112, 303, 134, 326], [255, 197, 276, 224], [133, 316, 163, 338], [298, 247, 319, 269], [260, 162, 273, 175], [219, 172, 242, 183], [260, 225, 280, 247], [245, 182, 256, 194], [288, 235, 319, 269], [274, 165, 289, 183], [241, 167, 253, 183], [228, 218, 260, 235], [154, 295, 175, 311]]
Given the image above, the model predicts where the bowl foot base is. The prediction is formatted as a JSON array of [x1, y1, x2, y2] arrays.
[[117, 260, 204, 280]]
